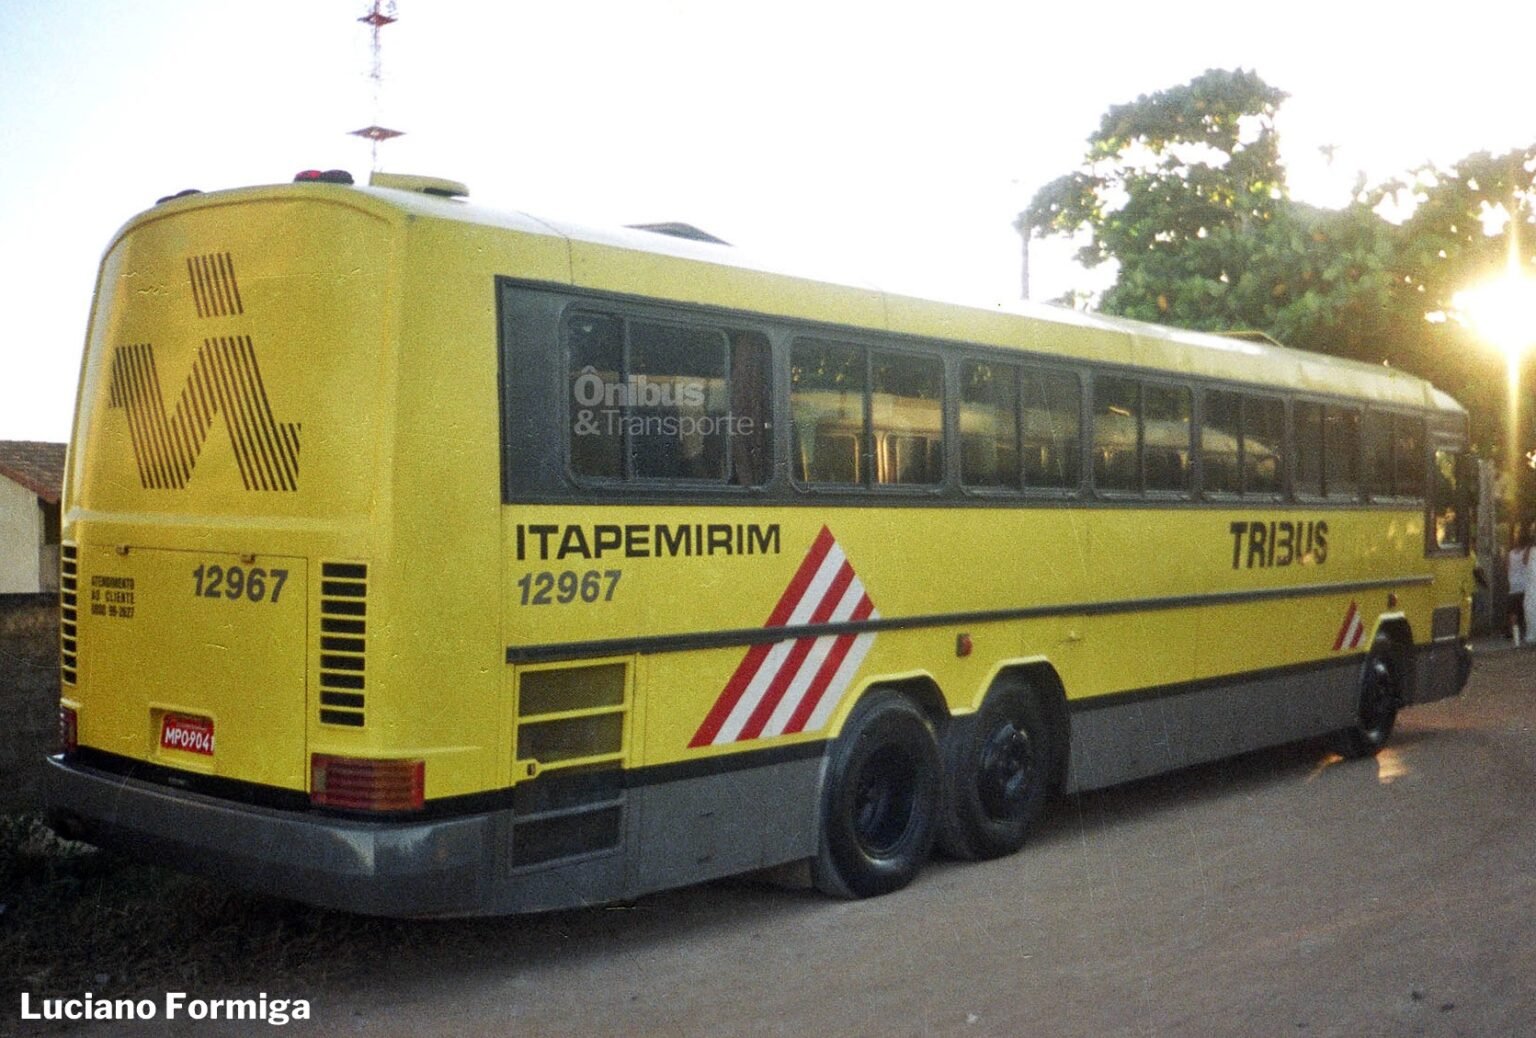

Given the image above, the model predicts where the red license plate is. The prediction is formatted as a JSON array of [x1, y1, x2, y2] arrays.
[[159, 713, 215, 756]]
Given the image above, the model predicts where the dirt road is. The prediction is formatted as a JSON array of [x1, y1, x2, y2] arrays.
[[26, 643, 1536, 1037], [296, 644, 1535, 1038]]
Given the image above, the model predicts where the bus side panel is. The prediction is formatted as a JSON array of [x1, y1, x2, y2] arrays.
[[625, 756, 823, 898], [1065, 660, 1360, 792]]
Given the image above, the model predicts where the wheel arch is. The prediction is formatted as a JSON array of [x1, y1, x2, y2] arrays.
[[971, 659, 1072, 794], [824, 671, 950, 739], [1372, 615, 1417, 702]]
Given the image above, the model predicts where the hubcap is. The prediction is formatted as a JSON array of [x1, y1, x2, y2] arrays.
[[852, 746, 917, 855], [978, 721, 1035, 819], [1360, 657, 1396, 742]]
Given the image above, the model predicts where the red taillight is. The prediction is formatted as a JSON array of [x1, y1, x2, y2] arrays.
[[59, 706, 78, 755], [310, 754, 424, 812], [293, 169, 355, 185]]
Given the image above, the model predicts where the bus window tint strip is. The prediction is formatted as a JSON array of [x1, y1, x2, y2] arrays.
[[518, 285, 1439, 507]]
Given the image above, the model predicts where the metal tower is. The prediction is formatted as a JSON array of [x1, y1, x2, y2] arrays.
[[351, 1, 403, 169]]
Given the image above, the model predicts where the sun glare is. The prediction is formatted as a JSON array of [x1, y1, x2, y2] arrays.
[[1454, 268, 1536, 360]]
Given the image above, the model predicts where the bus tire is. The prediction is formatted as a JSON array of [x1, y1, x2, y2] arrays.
[[811, 690, 941, 899], [939, 683, 1052, 860], [1335, 632, 1400, 759]]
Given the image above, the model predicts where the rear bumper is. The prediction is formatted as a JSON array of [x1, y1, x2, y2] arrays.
[[43, 754, 495, 917]]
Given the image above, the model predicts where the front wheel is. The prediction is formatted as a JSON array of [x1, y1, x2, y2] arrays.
[[812, 691, 942, 899], [1335, 632, 1400, 759]]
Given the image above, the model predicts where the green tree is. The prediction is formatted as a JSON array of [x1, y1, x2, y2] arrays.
[[1376, 146, 1536, 462], [1020, 69, 1536, 458], [1020, 68, 1292, 331]]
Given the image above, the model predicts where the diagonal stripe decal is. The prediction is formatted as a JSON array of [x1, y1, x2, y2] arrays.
[[690, 526, 879, 747], [1333, 600, 1365, 652]]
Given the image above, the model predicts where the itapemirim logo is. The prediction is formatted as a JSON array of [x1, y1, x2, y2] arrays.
[[108, 338, 300, 492]]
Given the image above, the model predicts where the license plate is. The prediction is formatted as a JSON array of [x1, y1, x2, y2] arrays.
[[159, 713, 215, 756]]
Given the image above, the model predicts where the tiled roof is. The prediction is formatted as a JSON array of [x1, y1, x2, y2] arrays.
[[0, 441, 66, 504]]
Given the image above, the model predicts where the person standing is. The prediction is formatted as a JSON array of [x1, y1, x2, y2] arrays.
[[1509, 523, 1531, 644]]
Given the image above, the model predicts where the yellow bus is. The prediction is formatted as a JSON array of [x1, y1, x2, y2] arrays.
[[45, 170, 1476, 915]]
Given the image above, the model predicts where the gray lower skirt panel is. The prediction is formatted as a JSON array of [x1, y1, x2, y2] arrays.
[[1064, 659, 1362, 793]]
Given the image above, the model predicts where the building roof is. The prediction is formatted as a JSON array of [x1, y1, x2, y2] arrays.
[[0, 441, 66, 504]]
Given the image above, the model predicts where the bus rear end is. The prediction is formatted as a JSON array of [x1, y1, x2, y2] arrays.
[[42, 184, 468, 912]]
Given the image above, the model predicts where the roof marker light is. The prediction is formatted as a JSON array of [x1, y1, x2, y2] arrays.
[[294, 169, 355, 185]]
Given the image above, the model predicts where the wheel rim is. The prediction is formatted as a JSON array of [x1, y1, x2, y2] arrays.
[[977, 720, 1035, 820], [1359, 656, 1396, 743], [852, 745, 918, 856]]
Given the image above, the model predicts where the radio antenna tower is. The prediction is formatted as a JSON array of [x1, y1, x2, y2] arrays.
[[350, 1, 404, 170]]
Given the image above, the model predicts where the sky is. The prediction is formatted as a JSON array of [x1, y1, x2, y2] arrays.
[[2, 0, 1535, 442]]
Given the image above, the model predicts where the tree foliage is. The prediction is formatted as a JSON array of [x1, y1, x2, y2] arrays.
[[1020, 69, 1536, 459]]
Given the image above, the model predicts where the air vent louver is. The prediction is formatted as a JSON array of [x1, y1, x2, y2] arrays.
[[515, 663, 628, 770], [319, 562, 367, 726], [60, 544, 78, 685]]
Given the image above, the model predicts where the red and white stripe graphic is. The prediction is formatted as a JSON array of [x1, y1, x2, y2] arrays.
[[1333, 600, 1366, 651], [690, 526, 878, 747]]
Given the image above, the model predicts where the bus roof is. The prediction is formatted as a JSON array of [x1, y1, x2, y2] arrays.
[[139, 178, 1465, 416]]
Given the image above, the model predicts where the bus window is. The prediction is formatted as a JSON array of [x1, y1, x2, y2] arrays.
[[792, 339, 865, 484], [1093, 376, 1140, 492], [567, 313, 770, 485], [1245, 397, 1284, 496], [1324, 406, 1360, 499], [960, 360, 1021, 488], [1202, 390, 1242, 494], [1394, 416, 1426, 499], [872, 352, 943, 485], [727, 333, 772, 487], [630, 321, 729, 480], [568, 313, 625, 479], [1022, 369, 1081, 489], [1294, 401, 1324, 497], [1432, 449, 1470, 551], [1203, 391, 1283, 497], [1362, 410, 1425, 500], [1144, 384, 1192, 493], [1363, 410, 1394, 499]]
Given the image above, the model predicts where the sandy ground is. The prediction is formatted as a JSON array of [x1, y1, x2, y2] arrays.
[[24, 640, 1536, 1037]]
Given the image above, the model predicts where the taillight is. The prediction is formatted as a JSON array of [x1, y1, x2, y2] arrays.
[[310, 754, 424, 812], [59, 705, 78, 755]]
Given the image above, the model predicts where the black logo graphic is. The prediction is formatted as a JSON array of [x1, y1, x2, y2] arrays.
[[108, 337, 300, 491]]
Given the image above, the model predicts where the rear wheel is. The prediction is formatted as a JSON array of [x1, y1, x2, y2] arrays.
[[939, 684, 1053, 860], [1335, 632, 1400, 759], [812, 691, 941, 899]]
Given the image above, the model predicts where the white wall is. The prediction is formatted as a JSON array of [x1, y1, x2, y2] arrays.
[[0, 475, 43, 593]]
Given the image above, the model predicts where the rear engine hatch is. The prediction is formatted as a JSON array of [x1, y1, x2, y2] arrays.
[[77, 545, 307, 790]]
